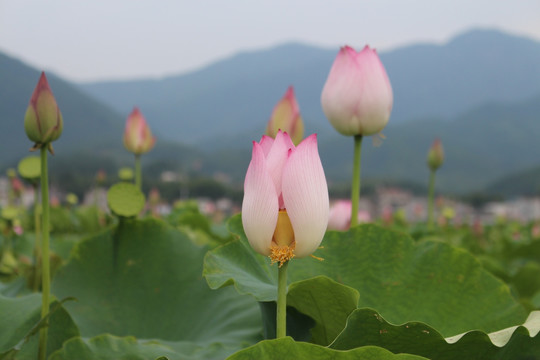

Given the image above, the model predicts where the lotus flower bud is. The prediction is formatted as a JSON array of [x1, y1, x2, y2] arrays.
[[427, 139, 444, 171], [266, 86, 304, 145], [95, 169, 107, 185], [123, 107, 156, 155], [327, 200, 371, 231], [242, 131, 329, 266], [321, 46, 393, 136], [24, 72, 63, 151], [11, 177, 25, 197]]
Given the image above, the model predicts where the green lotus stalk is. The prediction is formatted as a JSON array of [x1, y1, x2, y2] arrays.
[[33, 184, 41, 292], [135, 154, 142, 190], [427, 170, 436, 228], [350, 135, 363, 228], [276, 261, 289, 338], [426, 139, 444, 229], [38, 147, 50, 360], [6, 169, 18, 207], [24, 72, 62, 360]]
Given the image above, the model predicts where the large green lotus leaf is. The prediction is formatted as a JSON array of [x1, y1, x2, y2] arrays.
[[330, 308, 540, 360], [49, 334, 237, 360], [51, 218, 262, 355], [204, 215, 526, 337], [0, 294, 79, 359], [287, 276, 359, 346], [225, 337, 428, 360]]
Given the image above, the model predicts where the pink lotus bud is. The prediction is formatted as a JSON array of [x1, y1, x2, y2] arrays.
[[242, 131, 329, 266], [427, 138, 444, 171], [149, 187, 161, 205], [266, 86, 304, 145], [327, 200, 371, 231], [532, 224, 540, 239], [24, 72, 63, 149], [123, 107, 156, 155], [96, 169, 107, 185], [11, 177, 25, 197], [321, 46, 393, 136]]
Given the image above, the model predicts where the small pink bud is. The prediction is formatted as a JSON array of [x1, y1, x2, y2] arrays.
[[149, 187, 161, 205], [123, 107, 156, 155], [321, 46, 393, 136], [11, 177, 25, 196], [24, 72, 63, 149], [96, 169, 107, 185], [266, 86, 304, 145], [427, 138, 444, 171], [327, 200, 371, 231]]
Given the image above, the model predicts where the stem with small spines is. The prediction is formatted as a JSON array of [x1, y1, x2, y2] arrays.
[[350, 135, 363, 228], [38, 147, 51, 360], [276, 261, 289, 338]]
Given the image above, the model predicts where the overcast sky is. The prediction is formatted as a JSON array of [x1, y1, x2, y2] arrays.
[[1, 0, 539, 82]]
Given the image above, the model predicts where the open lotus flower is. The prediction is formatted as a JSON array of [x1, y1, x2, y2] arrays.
[[328, 200, 371, 231], [24, 72, 63, 151], [242, 131, 329, 265], [321, 45, 393, 137], [266, 86, 304, 145], [123, 107, 156, 155]]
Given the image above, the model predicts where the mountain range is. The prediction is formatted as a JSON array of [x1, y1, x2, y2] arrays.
[[1, 28, 540, 196], [79, 28, 540, 146]]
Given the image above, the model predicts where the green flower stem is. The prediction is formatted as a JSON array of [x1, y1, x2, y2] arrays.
[[427, 169, 436, 229], [38, 147, 51, 360], [350, 135, 363, 228], [33, 184, 41, 292], [276, 261, 289, 338], [135, 154, 142, 190]]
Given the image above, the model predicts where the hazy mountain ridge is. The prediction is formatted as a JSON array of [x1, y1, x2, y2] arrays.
[[2, 28, 540, 196], [79, 28, 540, 146]]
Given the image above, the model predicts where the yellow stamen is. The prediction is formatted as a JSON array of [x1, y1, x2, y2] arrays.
[[270, 210, 295, 266], [270, 242, 295, 267], [310, 254, 324, 262]]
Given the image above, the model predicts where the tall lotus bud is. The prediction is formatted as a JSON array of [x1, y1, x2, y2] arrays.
[[123, 107, 156, 155], [24, 72, 63, 152], [321, 46, 393, 136], [427, 139, 444, 171], [266, 86, 304, 145]]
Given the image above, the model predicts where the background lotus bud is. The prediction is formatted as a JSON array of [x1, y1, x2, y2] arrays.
[[328, 200, 371, 231], [266, 86, 304, 145], [123, 107, 156, 155], [321, 46, 393, 136], [11, 177, 25, 197], [66, 193, 79, 206], [95, 169, 107, 185], [242, 131, 329, 265], [24, 72, 63, 149], [427, 138, 444, 171]]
